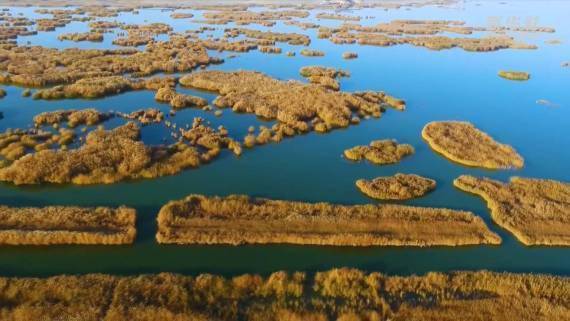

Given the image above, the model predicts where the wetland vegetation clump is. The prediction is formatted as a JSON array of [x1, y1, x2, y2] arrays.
[[498, 70, 531, 81], [454, 175, 570, 246], [422, 121, 524, 169], [156, 194, 500, 246], [258, 46, 282, 54], [0, 128, 64, 161], [180, 70, 396, 137], [0, 269, 567, 320], [200, 10, 309, 26], [117, 108, 164, 125], [0, 38, 220, 87], [0, 87, 5, 98], [33, 108, 113, 127], [0, 122, 207, 185], [225, 28, 311, 46], [316, 13, 361, 21], [300, 48, 325, 57], [342, 51, 358, 59], [299, 65, 350, 91], [155, 86, 208, 109], [356, 173, 436, 200], [58, 32, 104, 42], [344, 139, 414, 165], [33, 76, 176, 100], [0, 205, 136, 245]]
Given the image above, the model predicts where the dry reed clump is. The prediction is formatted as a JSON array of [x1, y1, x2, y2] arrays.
[[356, 173, 436, 200], [498, 70, 530, 81], [0, 87, 5, 98], [179, 70, 397, 137], [200, 10, 309, 26], [33, 76, 176, 99], [0, 122, 204, 185], [33, 108, 113, 127], [58, 32, 104, 42], [299, 66, 350, 91], [156, 194, 500, 246], [170, 12, 194, 19], [0, 128, 56, 161], [454, 175, 570, 246], [117, 108, 164, 125], [300, 49, 325, 56], [179, 117, 242, 157], [155, 87, 208, 109], [224, 27, 311, 46], [0, 268, 568, 320], [422, 121, 524, 169], [344, 139, 414, 165], [200, 39, 259, 52], [318, 19, 545, 52], [258, 46, 282, 54], [0, 205, 136, 245], [0, 37, 221, 87], [342, 51, 358, 59], [316, 13, 361, 21]]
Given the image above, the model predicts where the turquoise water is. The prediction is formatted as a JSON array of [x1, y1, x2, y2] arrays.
[[0, 1, 569, 277]]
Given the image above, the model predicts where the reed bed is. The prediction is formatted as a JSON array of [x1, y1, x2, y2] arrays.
[[156, 194, 501, 246]]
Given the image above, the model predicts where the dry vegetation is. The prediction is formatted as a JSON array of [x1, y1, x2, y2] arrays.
[[356, 173, 436, 200], [316, 13, 361, 21], [498, 70, 530, 81], [58, 31, 104, 42], [0, 127, 73, 162], [34, 108, 112, 127], [0, 123, 199, 184], [342, 51, 358, 59], [455, 175, 570, 246], [0, 114, 244, 184], [179, 70, 401, 137], [0, 37, 221, 87], [422, 121, 524, 169], [197, 9, 309, 26], [225, 27, 311, 46], [33, 76, 176, 99], [0, 268, 568, 320], [344, 139, 414, 165], [317, 19, 545, 52], [0, 205, 136, 245], [156, 194, 500, 246], [155, 86, 208, 109], [299, 65, 349, 91], [300, 48, 325, 56]]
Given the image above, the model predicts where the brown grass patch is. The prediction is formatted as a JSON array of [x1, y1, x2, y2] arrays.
[[34, 108, 112, 127], [344, 139, 414, 165], [156, 194, 500, 246], [454, 175, 570, 246], [0, 268, 567, 320], [33, 76, 175, 100], [179, 70, 398, 136], [0, 122, 203, 185], [58, 32, 104, 42], [356, 173, 436, 200], [422, 121, 524, 169], [498, 70, 530, 81], [0, 205, 136, 245]]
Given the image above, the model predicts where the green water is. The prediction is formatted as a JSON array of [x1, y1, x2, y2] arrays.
[[0, 1, 569, 277]]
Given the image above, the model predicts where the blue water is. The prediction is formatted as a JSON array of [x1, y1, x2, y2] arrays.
[[0, 0, 568, 277]]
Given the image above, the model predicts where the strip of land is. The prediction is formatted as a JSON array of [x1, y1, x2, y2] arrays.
[[0, 205, 136, 245], [454, 175, 570, 246], [0, 268, 568, 321], [156, 194, 500, 246], [422, 121, 524, 169]]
